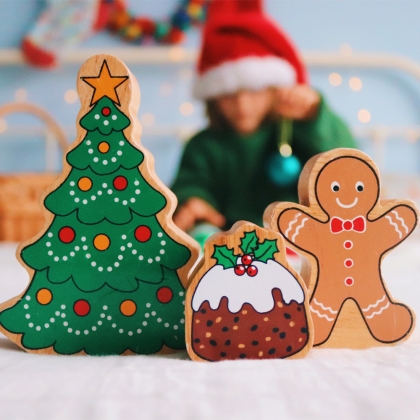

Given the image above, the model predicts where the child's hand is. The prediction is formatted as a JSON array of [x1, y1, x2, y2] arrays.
[[276, 85, 320, 120], [173, 197, 226, 232]]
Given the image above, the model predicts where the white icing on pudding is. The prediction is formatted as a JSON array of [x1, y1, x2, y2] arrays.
[[192, 260, 304, 313]]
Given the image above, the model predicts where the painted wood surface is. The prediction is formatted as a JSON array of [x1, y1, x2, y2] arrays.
[[264, 148, 418, 348]]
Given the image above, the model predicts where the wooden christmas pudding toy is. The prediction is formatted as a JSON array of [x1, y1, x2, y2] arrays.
[[186, 222, 313, 361], [0, 54, 200, 355], [264, 148, 418, 349]]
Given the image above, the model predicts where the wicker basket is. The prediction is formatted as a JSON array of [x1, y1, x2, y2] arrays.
[[0, 103, 67, 242]]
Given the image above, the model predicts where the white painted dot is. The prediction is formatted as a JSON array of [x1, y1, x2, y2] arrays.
[[84, 330, 89, 335], [102, 182, 107, 189], [93, 157, 99, 162], [76, 330, 80, 335], [61, 313, 66, 318], [24, 304, 29, 309], [91, 261, 97, 267], [119, 329, 123, 333], [29, 323, 34, 328], [180, 319, 185, 324], [114, 262, 119, 267], [117, 151, 122, 156], [111, 157, 117, 162], [86, 254, 91, 259], [139, 255, 144, 261], [134, 180, 140, 186], [104, 121, 109, 126], [164, 323, 169, 328], [174, 325, 178, 330], [179, 292, 184, 297], [127, 243, 132, 248], [118, 255, 123, 260], [63, 256, 68, 261], [82, 199, 88, 205], [137, 329, 142, 334], [48, 251, 53, 256], [148, 258, 153, 263], [61, 305, 66, 310], [112, 115, 117, 120], [95, 114, 100, 120], [55, 311, 60, 316], [63, 321, 68, 326], [100, 313, 105, 318], [158, 232, 163, 237], [123, 200, 128, 205], [122, 235, 127, 240], [112, 323, 116, 328], [157, 318, 162, 323], [145, 313, 150, 318], [146, 303, 151, 308], [98, 321, 102, 325], [130, 198, 135, 203], [103, 160, 108, 165], [86, 140, 91, 146], [107, 267, 112, 272], [160, 250, 165, 255], [83, 245, 88, 250], [151, 311, 156, 316], [46, 242, 51, 247], [119, 141, 124, 146], [161, 241, 166, 246], [54, 257, 59, 262], [47, 232, 53, 237], [25, 314, 30, 319], [69, 182, 75, 187], [135, 190, 140, 195], [120, 246, 125, 251], [108, 189, 113, 195], [81, 237, 86, 242], [36, 326, 41, 331], [68, 328, 73, 333], [45, 323, 50, 329], [97, 191, 102, 196], [132, 250, 137, 255], [106, 315, 112, 321], [26, 296, 31, 301], [70, 190, 75, 196], [155, 256, 161, 262], [114, 198, 119, 202], [103, 305, 108, 310], [128, 331, 133, 336], [75, 198, 80, 203], [142, 321, 147, 326], [98, 267, 103, 272], [91, 196, 96, 201], [70, 252, 75, 257], [92, 326, 97, 331], [88, 149, 93, 154], [75, 246, 80, 251]]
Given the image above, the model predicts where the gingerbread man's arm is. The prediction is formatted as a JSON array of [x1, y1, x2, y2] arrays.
[[264, 202, 325, 255], [369, 201, 418, 252]]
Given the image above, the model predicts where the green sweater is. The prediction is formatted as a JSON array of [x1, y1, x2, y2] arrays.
[[171, 98, 357, 228]]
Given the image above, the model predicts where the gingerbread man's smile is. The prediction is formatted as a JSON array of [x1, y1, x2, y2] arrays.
[[336, 197, 358, 208]]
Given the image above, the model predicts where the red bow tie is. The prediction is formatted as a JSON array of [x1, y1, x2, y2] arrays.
[[330, 216, 366, 233]]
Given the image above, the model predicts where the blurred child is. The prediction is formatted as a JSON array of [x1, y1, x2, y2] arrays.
[[172, 0, 356, 231]]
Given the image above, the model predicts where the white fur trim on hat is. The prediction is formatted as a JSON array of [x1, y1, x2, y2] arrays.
[[193, 56, 296, 100]]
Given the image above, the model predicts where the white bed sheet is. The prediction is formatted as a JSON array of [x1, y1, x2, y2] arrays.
[[0, 240, 419, 420]]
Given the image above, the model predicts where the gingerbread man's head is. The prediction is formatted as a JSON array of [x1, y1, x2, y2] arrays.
[[313, 153, 380, 218]]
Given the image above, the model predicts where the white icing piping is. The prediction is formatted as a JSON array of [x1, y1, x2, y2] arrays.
[[392, 210, 409, 233], [386, 215, 402, 239], [362, 295, 386, 312]]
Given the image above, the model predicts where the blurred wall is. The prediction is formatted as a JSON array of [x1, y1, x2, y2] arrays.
[[1, 0, 420, 183]]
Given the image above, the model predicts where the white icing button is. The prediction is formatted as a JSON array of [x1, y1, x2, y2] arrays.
[[344, 277, 354, 286], [344, 259, 353, 268]]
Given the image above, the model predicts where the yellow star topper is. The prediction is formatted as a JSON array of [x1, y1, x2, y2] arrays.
[[81, 60, 129, 106]]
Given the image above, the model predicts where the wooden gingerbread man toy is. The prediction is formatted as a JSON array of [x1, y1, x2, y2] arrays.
[[264, 148, 418, 348]]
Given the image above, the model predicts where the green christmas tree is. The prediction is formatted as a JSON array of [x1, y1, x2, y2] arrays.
[[0, 58, 197, 355]]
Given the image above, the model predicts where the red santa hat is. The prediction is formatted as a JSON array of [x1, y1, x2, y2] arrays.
[[193, 0, 308, 100]]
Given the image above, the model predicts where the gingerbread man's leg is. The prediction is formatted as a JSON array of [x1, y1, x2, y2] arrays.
[[358, 284, 414, 343]]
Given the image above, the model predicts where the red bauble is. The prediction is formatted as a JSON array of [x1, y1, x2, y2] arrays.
[[241, 254, 253, 265], [113, 176, 128, 191], [247, 265, 258, 277], [101, 107, 111, 116], [135, 226, 152, 242], [73, 300, 91, 316], [58, 226, 75, 244], [157, 287, 173, 304], [234, 265, 246, 276]]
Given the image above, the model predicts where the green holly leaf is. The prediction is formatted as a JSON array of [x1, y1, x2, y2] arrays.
[[240, 230, 259, 254], [254, 239, 279, 263], [212, 245, 237, 269]]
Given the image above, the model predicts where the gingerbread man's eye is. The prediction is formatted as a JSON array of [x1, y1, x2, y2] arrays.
[[356, 182, 364, 192], [331, 181, 340, 192]]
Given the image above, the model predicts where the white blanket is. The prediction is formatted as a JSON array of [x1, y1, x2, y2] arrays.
[[0, 240, 419, 420]]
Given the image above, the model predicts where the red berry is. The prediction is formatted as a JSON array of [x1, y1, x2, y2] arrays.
[[59, 226, 75, 244], [157, 287, 173, 303], [234, 265, 246, 276], [113, 176, 128, 191], [73, 299, 90, 316], [241, 254, 253, 265], [135, 225, 152, 242], [247, 265, 258, 277], [101, 107, 111, 116]]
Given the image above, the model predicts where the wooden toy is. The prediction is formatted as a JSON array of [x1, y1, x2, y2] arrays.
[[264, 148, 418, 349], [0, 54, 200, 355], [186, 221, 313, 361]]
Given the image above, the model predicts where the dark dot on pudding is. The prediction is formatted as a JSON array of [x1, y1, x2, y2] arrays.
[[268, 348, 276, 355], [279, 332, 286, 339], [206, 320, 213, 327], [222, 327, 229, 332], [225, 339, 231, 346], [301, 327, 308, 333], [284, 313, 291, 319], [239, 354, 246, 359], [286, 346, 292, 352], [251, 341, 259, 346], [210, 340, 217, 346], [220, 352, 226, 357], [272, 327, 279, 333], [193, 338, 200, 343], [200, 309, 206, 314], [297, 307, 302, 312], [250, 325, 258, 331], [233, 316, 239, 323]]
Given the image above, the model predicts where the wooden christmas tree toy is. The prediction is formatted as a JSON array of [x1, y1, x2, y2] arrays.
[[186, 221, 313, 361], [264, 148, 418, 349], [0, 54, 200, 355]]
